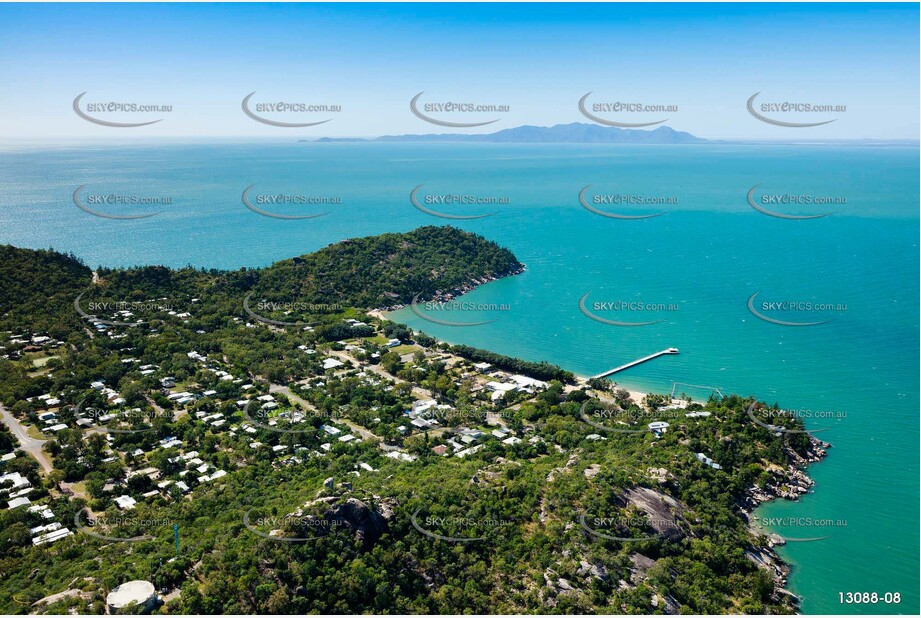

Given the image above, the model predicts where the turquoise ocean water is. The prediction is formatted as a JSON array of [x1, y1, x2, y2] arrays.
[[0, 141, 917, 614]]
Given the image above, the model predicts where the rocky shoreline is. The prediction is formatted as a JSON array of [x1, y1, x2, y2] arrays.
[[374, 262, 526, 312], [740, 434, 831, 608]]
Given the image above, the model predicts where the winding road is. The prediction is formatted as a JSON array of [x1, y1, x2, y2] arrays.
[[0, 403, 52, 473]]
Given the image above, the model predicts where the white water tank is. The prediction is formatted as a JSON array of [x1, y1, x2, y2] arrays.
[[106, 580, 156, 613]]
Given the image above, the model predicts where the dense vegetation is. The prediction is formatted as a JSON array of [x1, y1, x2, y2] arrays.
[[448, 344, 575, 383], [254, 225, 523, 309], [0, 231, 814, 615]]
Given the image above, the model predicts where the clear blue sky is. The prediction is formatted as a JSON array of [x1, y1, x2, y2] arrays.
[[0, 2, 917, 139]]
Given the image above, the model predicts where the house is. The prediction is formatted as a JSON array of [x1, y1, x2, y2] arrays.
[[160, 377, 176, 388], [487, 381, 517, 392], [455, 445, 484, 458], [509, 374, 548, 392], [7, 496, 31, 509], [322, 358, 344, 370], [114, 495, 137, 510], [432, 445, 449, 456], [321, 425, 341, 436], [385, 451, 417, 462], [695, 453, 722, 470], [648, 421, 670, 435], [501, 436, 522, 446], [32, 522, 73, 546], [411, 399, 437, 414], [473, 362, 495, 374], [385, 338, 401, 347], [28, 504, 55, 520]]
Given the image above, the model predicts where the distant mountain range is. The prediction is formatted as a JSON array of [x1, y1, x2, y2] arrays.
[[304, 122, 706, 144]]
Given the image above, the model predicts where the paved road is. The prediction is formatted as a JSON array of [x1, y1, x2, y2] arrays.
[[269, 382, 380, 443], [327, 349, 432, 400], [0, 403, 52, 473]]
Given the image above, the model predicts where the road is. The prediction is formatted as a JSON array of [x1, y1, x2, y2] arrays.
[[268, 383, 380, 443], [0, 403, 52, 473], [327, 349, 432, 400]]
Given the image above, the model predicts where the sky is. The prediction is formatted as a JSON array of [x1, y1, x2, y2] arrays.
[[0, 2, 918, 140]]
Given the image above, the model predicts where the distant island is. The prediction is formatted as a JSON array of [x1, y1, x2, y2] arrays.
[[303, 122, 706, 144]]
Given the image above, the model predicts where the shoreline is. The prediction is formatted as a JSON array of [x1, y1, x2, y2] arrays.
[[364, 251, 828, 610], [370, 263, 527, 314], [372, 301, 828, 608]]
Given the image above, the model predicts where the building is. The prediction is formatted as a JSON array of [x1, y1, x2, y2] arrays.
[[648, 421, 670, 435], [322, 358, 344, 370], [695, 453, 722, 470], [114, 495, 137, 510], [473, 362, 495, 373], [106, 580, 157, 613]]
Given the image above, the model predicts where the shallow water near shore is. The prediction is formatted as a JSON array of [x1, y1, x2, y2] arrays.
[[1, 141, 918, 614]]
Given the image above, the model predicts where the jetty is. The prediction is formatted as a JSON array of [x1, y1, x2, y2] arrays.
[[591, 348, 679, 380]]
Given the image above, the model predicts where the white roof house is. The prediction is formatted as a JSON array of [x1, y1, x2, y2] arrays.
[[695, 453, 722, 470], [322, 358, 344, 370], [7, 496, 31, 509], [648, 421, 670, 434], [114, 495, 137, 510]]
